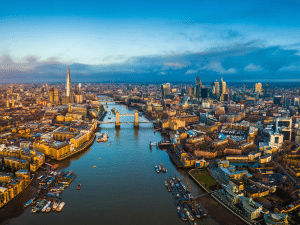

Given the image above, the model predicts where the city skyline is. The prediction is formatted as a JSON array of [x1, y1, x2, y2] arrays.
[[1, 0, 300, 83]]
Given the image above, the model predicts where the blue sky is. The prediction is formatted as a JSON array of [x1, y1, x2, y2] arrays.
[[1, 0, 300, 82]]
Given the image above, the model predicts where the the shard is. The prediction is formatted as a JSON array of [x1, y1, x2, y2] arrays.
[[66, 67, 72, 103]]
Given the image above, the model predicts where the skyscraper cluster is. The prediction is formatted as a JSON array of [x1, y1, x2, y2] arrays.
[[211, 78, 227, 101]]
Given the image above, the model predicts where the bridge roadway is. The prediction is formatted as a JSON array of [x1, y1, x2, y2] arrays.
[[98, 121, 153, 124], [98, 101, 122, 103]]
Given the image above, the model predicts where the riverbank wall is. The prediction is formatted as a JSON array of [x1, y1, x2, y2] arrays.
[[56, 134, 96, 161]]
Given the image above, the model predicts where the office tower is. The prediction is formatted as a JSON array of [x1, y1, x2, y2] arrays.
[[276, 117, 292, 141], [294, 97, 300, 107], [54, 89, 59, 102], [265, 83, 269, 94], [220, 78, 226, 95], [195, 76, 202, 98], [212, 84, 216, 95], [66, 67, 72, 104], [49, 88, 54, 102], [243, 83, 246, 92], [181, 88, 186, 96], [255, 92, 259, 100], [78, 83, 82, 94], [189, 87, 194, 96], [161, 83, 170, 99], [254, 83, 262, 93], [75, 95, 83, 104], [212, 80, 219, 97]]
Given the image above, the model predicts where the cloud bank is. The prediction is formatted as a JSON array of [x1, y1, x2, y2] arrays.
[[1, 41, 300, 83]]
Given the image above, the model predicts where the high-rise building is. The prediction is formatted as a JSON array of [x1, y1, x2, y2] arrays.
[[221, 78, 226, 95], [284, 97, 291, 109], [212, 80, 220, 97], [66, 67, 72, 104], [50, 87, 59, 103], [294, 97, 300, 107], [75, 95, 83, 104], [54, 89, 59, 102], [161, 83, 170, 99], [189, 87, 194, 96], [78, 83, 82, 94], [254, 83, 262, 93], [195, 76, 202, 98], [265, 83, 269, 94], [275, 117, 292, 141], [49, 88, 54, 102]]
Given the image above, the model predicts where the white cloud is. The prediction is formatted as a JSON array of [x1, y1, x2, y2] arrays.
[[244, 63, 264, 72], [200, 62, 237, 74], [161, 62, 190, 71], [158, 71, 167, 75], [278, 63, 300, 72], [185, 69, 199, 75]]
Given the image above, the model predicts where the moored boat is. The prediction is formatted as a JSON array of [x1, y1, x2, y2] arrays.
[[46, 202, 53, 213], [165, 177, 169, 187], [56, 202, 65, 212], [184, 208, 194, 221], [51, 164, 59, 170], [52, 201, 60, 211], [177, 206, 187, 221], [24, 199, 33, 208], [77, 183, 81, 190], [31, 207, 38, 213], [97, 137, 108, 142], [42, 201, 51, 213]]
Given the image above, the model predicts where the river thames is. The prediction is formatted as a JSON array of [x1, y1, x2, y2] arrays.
[[2, 99, 245, 225]]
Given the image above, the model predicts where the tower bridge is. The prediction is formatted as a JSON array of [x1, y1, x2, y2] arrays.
[[97, 97, 122, 103], [98, 110, 155, 128]]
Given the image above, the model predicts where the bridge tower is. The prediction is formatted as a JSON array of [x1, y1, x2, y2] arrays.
[[115, 110, 120, 128], [134, 110, 139, 128]]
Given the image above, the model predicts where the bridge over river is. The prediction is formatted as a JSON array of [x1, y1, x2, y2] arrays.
[[98, 110, 156, 127]]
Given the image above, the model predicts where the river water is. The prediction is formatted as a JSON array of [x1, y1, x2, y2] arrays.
[[4, 99, 245, 225]]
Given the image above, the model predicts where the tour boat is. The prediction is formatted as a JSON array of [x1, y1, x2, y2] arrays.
[[77, 183, 81, 191]]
